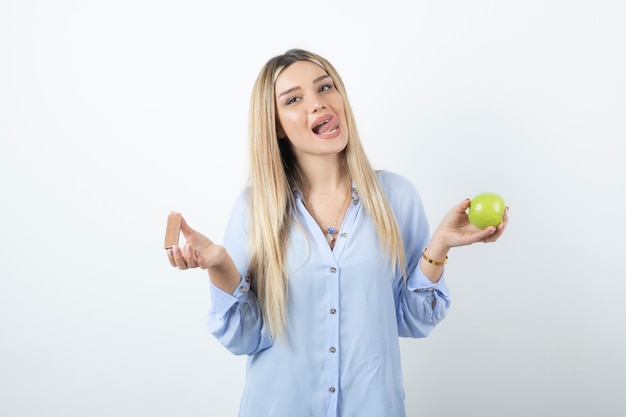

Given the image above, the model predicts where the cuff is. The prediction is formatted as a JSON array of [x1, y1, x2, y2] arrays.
[[407, 267, 451, 297], [209, 275, 251, 318]]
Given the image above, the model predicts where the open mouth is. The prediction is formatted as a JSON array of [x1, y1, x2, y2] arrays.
[[312, 115, 339, 136]]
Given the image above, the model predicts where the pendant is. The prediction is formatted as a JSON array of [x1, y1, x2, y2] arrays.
[[326, 227, 336, 243]]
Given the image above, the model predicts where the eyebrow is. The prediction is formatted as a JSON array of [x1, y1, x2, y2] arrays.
[[278, 74, 331, 98]]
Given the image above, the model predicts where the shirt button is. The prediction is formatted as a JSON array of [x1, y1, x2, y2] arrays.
[[330, 267, 337, 273], [239, 286, 248, 293], [329, 347, 336, 353], [330, 308, 337, 314], [329, 386, 336, 393], [341, 232, 347, 238], [245, 275, 250, 282]]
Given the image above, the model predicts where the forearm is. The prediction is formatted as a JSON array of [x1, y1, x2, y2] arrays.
[[204, 244, 241, 294], [419, 238, 449, 284]]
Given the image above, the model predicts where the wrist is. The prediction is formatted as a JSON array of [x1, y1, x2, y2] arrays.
[[422, 246, 448, 266], [425, 233, 450, 260]]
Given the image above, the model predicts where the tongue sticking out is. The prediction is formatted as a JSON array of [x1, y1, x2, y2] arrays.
[[313, 117, 337, 135]]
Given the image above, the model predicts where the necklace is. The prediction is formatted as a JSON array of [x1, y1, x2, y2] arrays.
[[304, 187, 351, 247]]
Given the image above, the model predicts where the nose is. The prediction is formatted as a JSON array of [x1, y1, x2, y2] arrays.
[[313, 102, 326, 112]]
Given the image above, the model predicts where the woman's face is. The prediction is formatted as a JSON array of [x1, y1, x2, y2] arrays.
[[274, 60, 348, 161]]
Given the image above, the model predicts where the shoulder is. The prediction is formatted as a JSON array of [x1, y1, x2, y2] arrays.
[[375, 170, 429, 234], [226, 186, 252, 226], [375, 170, 426, 215], [376, 170, 420, 198], [229, 186, 250, 211]]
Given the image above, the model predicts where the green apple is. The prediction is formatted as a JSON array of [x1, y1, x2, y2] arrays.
[[468, 192, 506, 230]]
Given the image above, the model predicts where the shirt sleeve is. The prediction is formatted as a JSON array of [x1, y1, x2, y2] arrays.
[[379, 171, 452, 338], [206, 188, 273, 355]]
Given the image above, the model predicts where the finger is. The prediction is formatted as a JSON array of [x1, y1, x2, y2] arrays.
[[183, 243, 198, 268], [171, 245, 189, 270], [456, 198, 471, 213], [476, 226, 497, 243], [502, 206, 510, 227], [491, 207, 510, 237], [166, 248, 177, 267], [180, 216, 195, 239], [483, 217, 509, 243]]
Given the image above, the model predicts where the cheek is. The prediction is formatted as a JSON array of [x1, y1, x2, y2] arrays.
[[330, 96, 346, 117], [277, 110, 303, 133]]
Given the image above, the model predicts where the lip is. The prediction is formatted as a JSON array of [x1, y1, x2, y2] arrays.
[[311, 115, 340, 138]]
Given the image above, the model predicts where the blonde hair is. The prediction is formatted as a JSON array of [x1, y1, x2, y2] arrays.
[[247, 49, 406, 339]]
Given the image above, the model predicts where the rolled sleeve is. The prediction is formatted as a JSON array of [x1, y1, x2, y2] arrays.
[[209, 276, 252, 318], [407, 267, 451, 299], [207, 276, 271, 356], [396, 265, 451, 338]]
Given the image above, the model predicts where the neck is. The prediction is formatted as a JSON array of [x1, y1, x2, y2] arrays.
[[299, 156, 348, 196]]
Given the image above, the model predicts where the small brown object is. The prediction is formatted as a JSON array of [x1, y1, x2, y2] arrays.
[[164, 212, 182, 249]]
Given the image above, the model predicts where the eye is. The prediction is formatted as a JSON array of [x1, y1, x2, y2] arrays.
[[285, 96, 300, 105], [319, 84, 333, 93]]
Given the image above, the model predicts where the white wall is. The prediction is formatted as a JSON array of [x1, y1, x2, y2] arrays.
[[1, 1, 624, 416]]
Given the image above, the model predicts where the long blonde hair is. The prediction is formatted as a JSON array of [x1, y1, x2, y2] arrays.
[[247, 49, 406, 339]]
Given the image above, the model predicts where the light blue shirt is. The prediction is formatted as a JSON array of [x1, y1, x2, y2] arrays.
[[207, 170, 451, 417]]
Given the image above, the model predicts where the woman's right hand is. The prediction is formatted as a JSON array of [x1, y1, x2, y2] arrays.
[[166, 215, 241, 293], [167, 215, 225, 270]]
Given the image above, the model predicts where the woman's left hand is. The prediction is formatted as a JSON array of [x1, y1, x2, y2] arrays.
[[432, 198, 509, 250]]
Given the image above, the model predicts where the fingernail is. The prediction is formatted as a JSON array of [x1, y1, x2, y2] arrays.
[[185, 243, 191, 253], [173, 246, 179, 254], [167, 248, 173, 256]]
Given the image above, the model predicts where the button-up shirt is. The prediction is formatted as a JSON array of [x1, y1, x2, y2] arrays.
[[208, 170, 451, 417]]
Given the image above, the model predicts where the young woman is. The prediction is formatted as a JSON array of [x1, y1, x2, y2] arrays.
[[167, 48, 508, 417]]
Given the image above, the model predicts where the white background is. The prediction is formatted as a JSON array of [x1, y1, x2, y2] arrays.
[[1, 1, 624, 416]]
